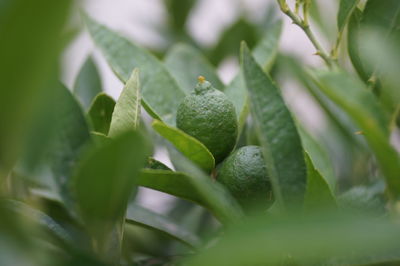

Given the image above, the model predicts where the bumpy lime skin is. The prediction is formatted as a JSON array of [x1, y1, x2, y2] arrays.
[[176, 81, 238, 163], [218, 145, 273, 212]]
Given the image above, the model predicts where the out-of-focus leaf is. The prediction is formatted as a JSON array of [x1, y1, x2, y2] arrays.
[[165, 43, 224, 92], [73, 56, 102, 110], [241, 43, 307, 209], [108, 69, 141, 137], [4, 200, 73, 245], [337, 0, 360, 33], [48, 84, 92, 209], [87, 93, 115, 135], [225, 20, 283, 132], [126, 203, 201, 248], [84, 14, 185, 125], [338, 184, 386, 215], [164, 0, 196, 32], [209, 18, 258, 66], [144, 157, 172, 171], [186, 212, 400, 266], [347, 8, 371, 82], [298, 126, 336, 191], [152, 120, 215, 171], [0, 0, 71, 175], [303, 153, 337, 211], [312, 70, 400, 199], [137, 169, 204, 206]]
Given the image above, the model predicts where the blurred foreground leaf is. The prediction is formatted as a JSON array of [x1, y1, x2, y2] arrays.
[[73, 56, 102, 110]]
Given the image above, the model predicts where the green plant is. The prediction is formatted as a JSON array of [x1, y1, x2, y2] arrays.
[[1, 0, 400, 265]]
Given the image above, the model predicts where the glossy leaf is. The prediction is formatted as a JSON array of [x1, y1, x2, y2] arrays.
[[337, 0, 360, 33], [84, 14, 185, 125], [72, 131, 150, 232], [186, 212, 400, 266], [0, 0, 71, 174], [303, 153, 337, 210], [73, 56, 102, 110], [87, 93, 115, 135], [225, 20, 283, 131], [165, 43, 223, 92], [152, 120, 215, 171], [312, 70, 400, 199], [108, 69, 141, 137], [126, 203, 201, 248], [241, 43, 307, 209]]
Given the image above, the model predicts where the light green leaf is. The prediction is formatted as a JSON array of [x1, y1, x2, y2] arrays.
[[126, 203, 201, 248], [88, 93, 115, 135], [72, 131, 150, 233], [304, 153, 337, 211], [84, 14, 185, 125], [165, 43, 224, 92], [186, 212, 400, 266], [298, 126, 336, 191], [138, 166, 243, 225], [337, 0, 360, 33], [73, 56, 102, 110], [137, 169, 205, 206], [312, 70, 400, 199], [241, 43, 307, 209], [225, 20, 283, 131], [152, 120, 215, 171], [108, 69, 141, 137]]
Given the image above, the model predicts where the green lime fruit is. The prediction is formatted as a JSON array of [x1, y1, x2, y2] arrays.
[[218, 145, 273, 212], [176, 76, 238, 163]]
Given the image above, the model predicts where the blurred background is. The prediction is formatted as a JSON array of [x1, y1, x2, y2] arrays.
[[63, 0, 340, 214]]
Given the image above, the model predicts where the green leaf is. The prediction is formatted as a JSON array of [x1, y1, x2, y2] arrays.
[[303, 153, 337, 211], [84, 14, 185, 125], [87, 93, 115, 135], [337, 0, 360, 33], [48, 84, 92, 208], [108, 69, 141, 137], [241, 43, 307, 209], [298, 126, 336, 191], [144, 157, 172, 171], [0, 0, 72, 174], [171, 152, 244, 224], [347, 8, 371, 82], [224, 20, 283, 131], [152, 120, 215, 171], [164, 0, 196, 31], [126, 203, 201, 248], [4, 200, 73, 245], [165, 43, 224, 92], [72, 131, 150, 232], [138, 167, 243, 225], [312, 70, 400, 199], [137, 169, 205, 206], [186, 212, 400, 266], [73, 56, 102, 110]]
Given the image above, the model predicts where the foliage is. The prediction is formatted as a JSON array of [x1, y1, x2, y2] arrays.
[[1, 0, 400, 265]]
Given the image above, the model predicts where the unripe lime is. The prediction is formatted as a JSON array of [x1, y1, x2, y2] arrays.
[[176, 77, 238, 163], [218, 145, 273, 212]]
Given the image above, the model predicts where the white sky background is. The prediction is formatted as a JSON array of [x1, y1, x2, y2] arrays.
[[62, 0, 338, 213]]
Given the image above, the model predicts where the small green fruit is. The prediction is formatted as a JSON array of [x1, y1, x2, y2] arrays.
[[176, 76, 238, 163], [218, 145, 273, 212]]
